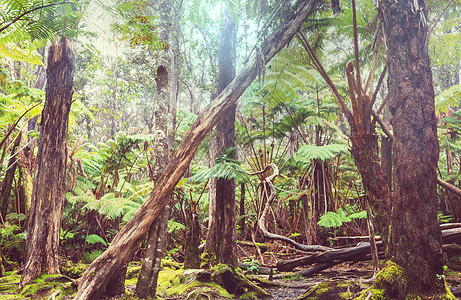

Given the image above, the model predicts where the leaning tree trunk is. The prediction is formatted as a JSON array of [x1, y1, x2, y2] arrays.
[[380, 0, 450, 297], [204, 11, 238, 268], [135, 1, 172, 298], [19, 38, 76, 290], [74, 2, 319, 298]]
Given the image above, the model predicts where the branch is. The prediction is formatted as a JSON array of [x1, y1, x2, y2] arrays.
[[297, 30, 354, 126], [0, 2, 69, 34], [352, 0, 362, 97], [372, 110, 393, 140], [254, 163, 332, 252], [437, 177, 461, 198], [365, 66, 387, 131]]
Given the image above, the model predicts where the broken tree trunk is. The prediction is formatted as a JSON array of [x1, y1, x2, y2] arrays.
[[74, 1, 319, 299], [20, 38, 76, 290], [276, 227, 461, 273]]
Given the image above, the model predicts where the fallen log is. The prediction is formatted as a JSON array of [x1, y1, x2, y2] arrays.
[[437, 177, 461, 198], [277, 227, 461, 273], [277, 242, 384, 272], [442, 227, 461, 244], [329, 224, 461, 244]]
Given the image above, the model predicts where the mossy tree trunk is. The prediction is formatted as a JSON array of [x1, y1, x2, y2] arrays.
[[74, 1, 319, 298], [204, 11, 238, 268], [380, 0, 447, 296], [19, 38, 76, 290], [184, 201, 201, 269], [135, 0, 172, 298]]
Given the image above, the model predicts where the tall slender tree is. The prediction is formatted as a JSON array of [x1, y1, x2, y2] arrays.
[[204, 11, 238, 268], [135, 0, 172, 298], [19, 37, 76, 290]]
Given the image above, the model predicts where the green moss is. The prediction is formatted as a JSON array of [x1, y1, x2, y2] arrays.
[[296, 281, 362, 300], [60, 260, 88, 279], [210, 265, 269, 298], [240, 291, 259, 299], [125, 265, 141, 279], [124, 277, 137, 286], [157, 267, 185, 293], [156, 265, 268, 299], [161, 259, 182, 270], [200, 251, 216, 269], [354, 261, 457, 300]]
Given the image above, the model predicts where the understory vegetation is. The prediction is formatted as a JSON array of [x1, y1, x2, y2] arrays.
[[2, 0, 461, 299]]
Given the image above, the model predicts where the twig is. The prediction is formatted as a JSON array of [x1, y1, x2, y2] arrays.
[[47, 289, 60, 300]]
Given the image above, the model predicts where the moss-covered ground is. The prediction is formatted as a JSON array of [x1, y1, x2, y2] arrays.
[[2, 257, 461, 299]]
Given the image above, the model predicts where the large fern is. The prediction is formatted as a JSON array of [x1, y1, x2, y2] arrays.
[[189, 147, 248, 183]]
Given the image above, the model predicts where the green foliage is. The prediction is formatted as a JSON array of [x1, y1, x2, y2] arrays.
[[168, 220, 186, 233], [317, 205, 366, 228], [295, 143, 348, 162], [69, 191, 141, 222], [242, 259, 260, 274], [189, 147, 248, 183], [83, 249, 103, 264], [85, 234, 107, 246], [0, 0, 91, 46], [1, 214, 27, 267], [106, 0, 162, 49], [435, 84, 461, 115]]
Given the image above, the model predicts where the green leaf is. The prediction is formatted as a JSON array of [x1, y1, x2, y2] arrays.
[[5, 213, 26, 221], [85, 234, 107, 246], [167, 220, 185, 233], [296, 144, 348, 162], [317, 211, 351, 228], [348, 210, 367, 219]]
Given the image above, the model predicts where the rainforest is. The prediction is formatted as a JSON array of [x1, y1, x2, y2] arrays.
[[1, 0, 461, 299]]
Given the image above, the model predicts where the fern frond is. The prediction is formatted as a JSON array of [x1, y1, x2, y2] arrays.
[[295, 144, 348, 162]]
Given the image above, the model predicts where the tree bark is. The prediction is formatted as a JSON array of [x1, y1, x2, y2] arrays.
[[184, 202, 200, 269], [135, 0, 172, 298], [19, 38, 76, 290], [0, 131, 21, 219], [204, 11, 238, 268], [74, 2, 319, 298], [382, 0, 446, 295]]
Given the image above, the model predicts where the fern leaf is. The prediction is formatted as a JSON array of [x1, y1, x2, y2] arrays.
[[85, 234, 107, 246]]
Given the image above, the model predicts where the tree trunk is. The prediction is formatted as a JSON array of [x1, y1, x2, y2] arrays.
[[380, 0, 448, 296], [19, 38, 75, 290], [17, 131, 34, 221], [380, 136, 392, 190], [239, 182, 245, 235], [0, 131, 21, 219], [135, 205, 169, 298], [204, 11, 238, 268], [135, 1, 172, 298], [74, 2, 319, 298], [184, 202, 200, 269]]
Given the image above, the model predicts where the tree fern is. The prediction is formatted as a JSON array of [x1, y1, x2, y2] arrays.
[[317, 205, 366, 228], [295, 144, 348, 163], [189, 147, 248, 183], [83, 193, 141, 222]]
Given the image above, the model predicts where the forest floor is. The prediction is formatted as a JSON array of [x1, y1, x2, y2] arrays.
[[2, 241, 461, 299], [2, 260, 461, 299]]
